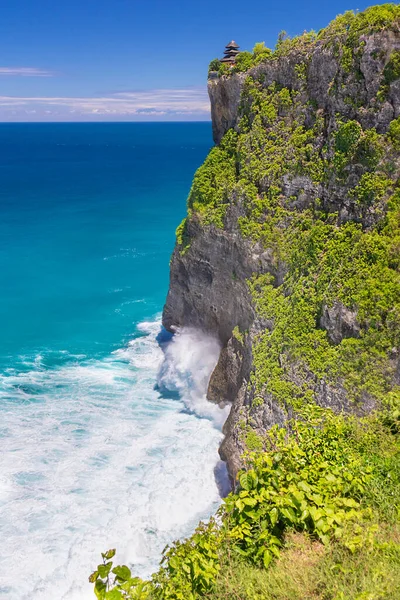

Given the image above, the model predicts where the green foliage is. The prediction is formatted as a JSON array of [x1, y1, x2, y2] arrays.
[[232, 325, 244, 344], [244, 428, 263, 451], [248, 199, 400, 408], [225, 414, 378, 561], [389, 116, 400, 150], [252, 396, 264, 408], [187, 130, 238, 227], [92, 408, 400, 599], [232, 51, 254, 73], [151, 521, 221, 599], [275, 30, 288, 50], [208, 58, 221, 74], [340, 45, 354, 73], [89, 550, 152, 599], [294, 61, 307, 81], [319, 4, 400, 46], [217, 63, 230, 77], [350, 172, 392, 205], [335, 120, 362, 153], [383, 50, 400, 84], [208, 528, 400, 600], [175, 216, 191, 253], [252, 42, 273, 65], [334, 121, 384, 177]]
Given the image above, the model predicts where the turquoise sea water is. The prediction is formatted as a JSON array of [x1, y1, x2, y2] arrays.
[[0, 123, 229, 599]]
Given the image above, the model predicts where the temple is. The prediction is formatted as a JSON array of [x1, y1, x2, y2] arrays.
[[220, 41, 240, 65]]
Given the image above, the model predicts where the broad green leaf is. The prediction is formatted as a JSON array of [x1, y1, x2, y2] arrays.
[[297, 481, 311, 493], [102, 549, 116, 560], [269, 507, 278, 526], [239, 471, 258, 491], [235, 498, 245, 511], [270, 544, 280, 558], [98, 562, 112, 578], [94, 579, 106, 600], [168, 556, 179, 570], [242, 497, 258, 506], [269, 535, 281, 546], [112, 565, 132, 582], [105, 590, 123, 600], [263, 549, 272, 568]]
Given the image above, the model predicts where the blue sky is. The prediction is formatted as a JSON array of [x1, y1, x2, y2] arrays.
[[0, 0, 390, 121]]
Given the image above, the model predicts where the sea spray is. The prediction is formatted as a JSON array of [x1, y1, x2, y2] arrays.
[[0, 319, 229, 600], [157, 327, 231, 427]]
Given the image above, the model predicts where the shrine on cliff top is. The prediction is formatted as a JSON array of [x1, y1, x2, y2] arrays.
[[220, 41, 240, 65]]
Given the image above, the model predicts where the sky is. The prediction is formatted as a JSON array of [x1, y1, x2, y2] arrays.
[[0, 0, 391, 121]]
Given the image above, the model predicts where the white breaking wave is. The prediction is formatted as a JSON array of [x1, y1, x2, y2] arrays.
[[157, 327, 230, 427], [0, 319, 229, 600]]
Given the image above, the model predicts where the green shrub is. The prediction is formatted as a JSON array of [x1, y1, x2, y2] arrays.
[[389, 116, 400, 150], [218, 63, 230, 77], [91, 407, 400, 599], [208, 58, 221, 74], [334, 121, 383, 176], [350, 172, 392, 205], [384, 50, 400, 84], [233, 51, 254, 73], [335, 120, 362, 153], [252, 42, 273, 65], [175, 216, 191, 254], [232, 325, 244, 344]]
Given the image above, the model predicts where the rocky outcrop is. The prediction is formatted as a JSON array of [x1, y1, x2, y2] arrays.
[[163, 203, 284, 345], [207, 335, 247, 404], [208, 73, 245, 144], [163, 214, 255, 345], [320, 302, 360, 344]]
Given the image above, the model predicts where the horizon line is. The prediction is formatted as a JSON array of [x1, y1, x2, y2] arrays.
[[0, 119, 212, 124]]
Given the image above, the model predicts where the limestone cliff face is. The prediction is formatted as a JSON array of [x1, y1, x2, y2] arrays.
[[208, 30, 400, 145], [163, 16, 400, 483], [208, 73, 245, 144]]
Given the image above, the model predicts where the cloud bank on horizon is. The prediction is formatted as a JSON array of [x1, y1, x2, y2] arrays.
[[0, 86, 211, 121]]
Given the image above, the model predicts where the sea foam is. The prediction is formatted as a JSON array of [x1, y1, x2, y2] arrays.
[[0, 319, 229, 600]]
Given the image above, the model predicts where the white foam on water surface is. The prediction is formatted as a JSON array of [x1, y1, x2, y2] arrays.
[[0, 319, 229, 600]]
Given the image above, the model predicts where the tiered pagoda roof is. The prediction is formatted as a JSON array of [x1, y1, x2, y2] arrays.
[[221, 40, 240, 64]]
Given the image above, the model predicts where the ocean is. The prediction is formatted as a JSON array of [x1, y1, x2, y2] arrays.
[[0, 122, 229, 599]]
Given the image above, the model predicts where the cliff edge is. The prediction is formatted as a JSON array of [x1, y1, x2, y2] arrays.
[[163, 5, 400, 482]]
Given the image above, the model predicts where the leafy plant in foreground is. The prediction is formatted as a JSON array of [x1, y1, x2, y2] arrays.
[[89, 549, 151, 599]]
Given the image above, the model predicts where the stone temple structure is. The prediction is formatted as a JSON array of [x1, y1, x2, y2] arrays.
[[220, 41, 240, 65]]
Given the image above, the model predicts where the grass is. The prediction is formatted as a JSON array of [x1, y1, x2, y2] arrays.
[[208, 527, 400, 600]]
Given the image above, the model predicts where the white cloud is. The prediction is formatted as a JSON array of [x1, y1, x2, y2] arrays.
[[0, 87, 211, 119], [0, 67, 54, 77]]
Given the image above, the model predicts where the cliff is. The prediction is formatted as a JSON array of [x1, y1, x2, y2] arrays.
[[93, 7, 400, 599], [163, 5, 400, 482]]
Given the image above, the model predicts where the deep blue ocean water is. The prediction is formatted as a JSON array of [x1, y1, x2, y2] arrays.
[[0, 122, 212, 366], [0, 123, 229, 600]]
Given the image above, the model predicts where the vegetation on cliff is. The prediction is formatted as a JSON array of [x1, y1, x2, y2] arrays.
[[92, 5, 400, 599], [209, 3, 400, 77], [91, 409, 399, 599]]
